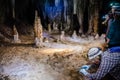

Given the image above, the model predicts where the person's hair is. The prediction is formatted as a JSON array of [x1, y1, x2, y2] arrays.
[[93, 55, 101, 61], [98, 55, 101, 61]]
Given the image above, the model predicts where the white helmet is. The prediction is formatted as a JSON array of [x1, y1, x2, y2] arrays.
[[88, 47, 102, 60]]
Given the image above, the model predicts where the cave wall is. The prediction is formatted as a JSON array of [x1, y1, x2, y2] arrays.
[[0, 0, 35, 26], [0, 0, 12, 24], [0, 0, 120, 35], [77, 0, 102, 35]]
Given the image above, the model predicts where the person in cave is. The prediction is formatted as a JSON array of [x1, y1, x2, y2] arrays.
[[79, 8, 120, 80], [102, 3, 120, 42], [79, 47, 120, 80], [106, 11, 120, 48]]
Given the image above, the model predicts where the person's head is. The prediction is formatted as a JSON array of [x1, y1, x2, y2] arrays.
[[111, 3, 120, 13], [111, 6, 116, 13], [87, 47, 103, 64]]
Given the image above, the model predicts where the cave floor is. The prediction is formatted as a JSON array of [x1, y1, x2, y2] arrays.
[[0, 35, 105, 80]]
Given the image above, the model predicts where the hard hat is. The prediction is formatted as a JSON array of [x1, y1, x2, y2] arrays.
[[88, 47, 102, 60]]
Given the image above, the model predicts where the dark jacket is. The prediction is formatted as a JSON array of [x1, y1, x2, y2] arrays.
[[107, 19, 120, 47]]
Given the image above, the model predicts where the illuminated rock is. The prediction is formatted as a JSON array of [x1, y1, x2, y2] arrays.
[[48, 24, 51, 33], [34, 11, 43, 48], [12, 25, 21, 43], [60, 31, 65, 41], [95, 34, 99, 39], [72, 31, 77, 39]]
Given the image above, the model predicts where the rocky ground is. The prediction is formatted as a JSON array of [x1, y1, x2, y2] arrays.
[[0, 24, 104, 80], [0, 32, 106, 80]]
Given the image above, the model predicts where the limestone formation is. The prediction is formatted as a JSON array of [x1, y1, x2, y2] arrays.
[[60, 31, 65, 41], [72, 31, 77, 39], [95, 34, 99, 39], [34, 11, 43, 48], [12, 25, 21, 43], [48, 24, 51, 33]]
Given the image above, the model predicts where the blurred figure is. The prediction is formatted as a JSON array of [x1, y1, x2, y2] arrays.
[[106, 12, 120, 48], [102, 3, 120, 42]]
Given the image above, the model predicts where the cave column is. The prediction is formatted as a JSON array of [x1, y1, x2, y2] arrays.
[[63, 0, 67, 23], [12, 0, 21, 43], [73, 0, 77, 14], [34, 11, 43, 48]]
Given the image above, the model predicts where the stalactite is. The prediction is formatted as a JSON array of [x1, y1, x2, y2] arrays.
[[77, 0, 87, 34], [93, 9, 99, 34], [0, 0, 109, 37], [87, 0, 101, 36], [73, 0, 77, 14], [76, 0, 102, 35], [87, 0, 94, 34], [66, 0, 73, 32], [63, 0, 67, 22], [93, 0, 101, 36]]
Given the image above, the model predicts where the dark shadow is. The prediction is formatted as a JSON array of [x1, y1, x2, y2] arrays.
[[0, 41, 34, 47]]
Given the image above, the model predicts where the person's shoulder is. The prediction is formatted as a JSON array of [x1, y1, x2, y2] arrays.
[[112, 20, 120, 25], [110, 21, 115, 26]]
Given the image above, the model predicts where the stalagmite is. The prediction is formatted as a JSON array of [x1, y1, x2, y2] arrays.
[[95, 34, 99, 39], [53, 22, 56, 31], [12, 25, 21, 43], [72, 31, 77, 39], [60, 31, 65, 41], [48, 24, 51, 33], [34, 11, 43, 48], [11, 1, 21, 43], [53, 22, 59, 33]]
